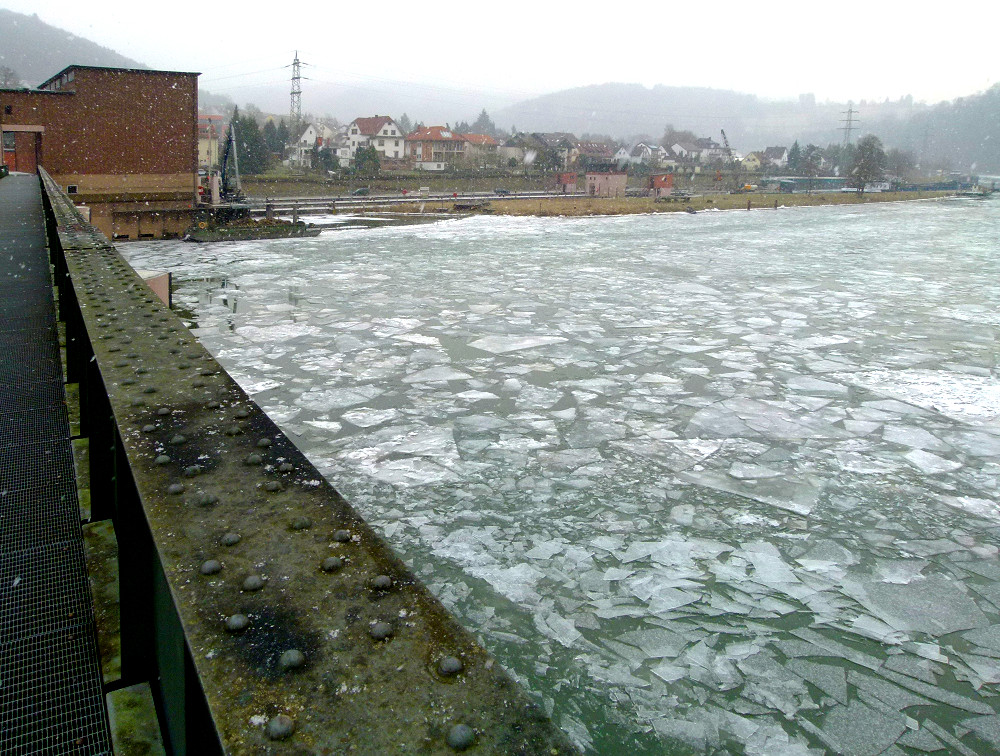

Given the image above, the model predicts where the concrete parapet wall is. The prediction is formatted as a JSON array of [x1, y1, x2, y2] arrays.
[[39, 168, 576, 755]]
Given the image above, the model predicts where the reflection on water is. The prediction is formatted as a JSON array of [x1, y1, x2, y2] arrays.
[[124, 200, 1000, 754]]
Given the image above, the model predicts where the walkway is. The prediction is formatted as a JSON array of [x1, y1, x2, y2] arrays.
[[0, 173, 112, 754]]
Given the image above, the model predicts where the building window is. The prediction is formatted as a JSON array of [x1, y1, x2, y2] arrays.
[[2, 132, 14, 149], [378, 139, 384, 146], [3, 105, 10, 115], [67, 185, 79, 194], [394, 150, 398, 158], [394, 140, 399, 147]]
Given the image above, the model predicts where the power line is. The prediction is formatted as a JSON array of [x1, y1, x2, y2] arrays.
[[290, 51, 303, 134], [841, 102, 858, 144]]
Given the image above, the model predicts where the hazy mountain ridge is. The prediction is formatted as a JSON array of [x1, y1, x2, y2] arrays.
[[5, 9, 996, 171], [492, 82, 920, 150], [0, 9, 145, 85]]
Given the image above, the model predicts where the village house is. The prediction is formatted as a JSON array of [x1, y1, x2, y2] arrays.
[[763, 146, 789, 168], [573, 141, 616, 169], [405, 126, 466, 170], [290, 123, 341, 168], [498, 133, 546, 168], [198, 114, 224, 170], [649, 173, 676, 198], [555, 172, 577, 193], [347, 115, 406, 161], [532, 132, 576, 170], [586, 171, 627, 197], [461, 133, 499, 166], [741, 151, 764, 172]]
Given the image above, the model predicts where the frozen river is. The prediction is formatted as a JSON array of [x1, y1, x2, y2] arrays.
[[125, 197, 1000, 754]]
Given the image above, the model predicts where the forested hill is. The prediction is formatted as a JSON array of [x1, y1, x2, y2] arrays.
[[873, 85, 1000, 173], [0, 9, 145, 86], [493, 82, 999, 172]]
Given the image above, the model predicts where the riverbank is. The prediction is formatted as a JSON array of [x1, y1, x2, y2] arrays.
[[390, 190, 955, 217]]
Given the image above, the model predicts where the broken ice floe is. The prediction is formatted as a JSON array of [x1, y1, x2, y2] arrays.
[[123, 202, 1000, 754]]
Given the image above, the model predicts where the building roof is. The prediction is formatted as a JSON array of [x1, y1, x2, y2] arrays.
[[462, 133, 497, 146], [37, 64, 200, 90], [533, 132, 576, 148], [576, 141, 615, 158], [351, 116, 395, 136], [406, 126, 465, 142], [763, 146, 788, 159]]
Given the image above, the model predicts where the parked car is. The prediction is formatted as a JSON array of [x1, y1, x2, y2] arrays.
[[351, 187, 369, 196], [494, 188, 511, 196]]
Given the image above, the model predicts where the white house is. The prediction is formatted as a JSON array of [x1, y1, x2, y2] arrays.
[[289, 123, 344, 168], [347, 116, 406, 161], [763, 146, 789, 168]]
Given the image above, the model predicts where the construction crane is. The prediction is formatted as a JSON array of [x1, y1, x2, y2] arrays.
[[219, 119, 245, 203], [720, 129, 746, 193]]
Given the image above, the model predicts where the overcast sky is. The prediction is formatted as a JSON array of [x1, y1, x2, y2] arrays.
[[6, 0, 996, 105]]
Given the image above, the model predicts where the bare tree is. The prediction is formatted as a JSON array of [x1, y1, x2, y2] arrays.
[[0, 66, 22, 88], [849, 135, 887, 194]]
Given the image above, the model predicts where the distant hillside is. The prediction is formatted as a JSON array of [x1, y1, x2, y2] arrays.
[[492, 81, 1000, 171], [492, 83, 928, 153], [0, 9, 146, 85], [872, 85, 1000, 172]]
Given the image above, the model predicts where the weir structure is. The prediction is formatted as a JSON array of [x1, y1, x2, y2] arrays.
[[5, 169, 576, 754]]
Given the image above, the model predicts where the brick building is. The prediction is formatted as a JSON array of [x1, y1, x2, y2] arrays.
[[0, 65, 199, 239]]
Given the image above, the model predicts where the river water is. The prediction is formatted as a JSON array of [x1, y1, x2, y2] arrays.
[[125, 197, 1000, 755]]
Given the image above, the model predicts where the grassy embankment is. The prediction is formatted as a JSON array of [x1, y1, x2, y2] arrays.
[[391, 190, 953, 217], [503, 190, 952, 216], [241, 173, 953, 217]]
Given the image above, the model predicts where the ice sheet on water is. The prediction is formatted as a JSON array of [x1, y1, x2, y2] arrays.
[[612, 438, 722, 472], [402, 366, 473, 383], [679, 470, 820, 515], [234, 322, 321, 342], [882, 425, 950, 451], [359, 457, 461, 487], [835, 449, 903, 474], [940, 496, 1000, 522], [840, 574, 989, 635], [819, 700, 907, 756], [844, 369, 1000, 424], [963, 625, 1000, 655], [904, 449, 963, 474], [295, 385, 383, 410], [961, 716, 1000, 749], [303, 419, 343, 434], [533, 611, 581, 647], [232, 376, 283, 394], [786, 376, 849, 397], [727, 462, 783, 480], [340, 407, 400, 428], [467, 335, 567, 354], [785, 658, 847, 703]]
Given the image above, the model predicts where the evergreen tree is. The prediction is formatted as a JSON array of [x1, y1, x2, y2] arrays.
[[262, 121, 280, 154], [354, 145, 381, 176], [471, 109, 497, 137], [224, 107, 269, 176], [799, 144, 823, 188], [397, 113, 413, 135], [787, 141, 801, 173]]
